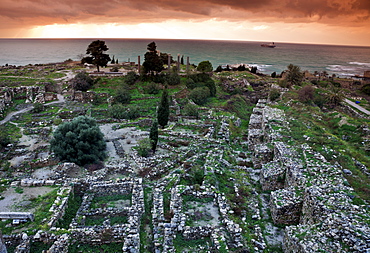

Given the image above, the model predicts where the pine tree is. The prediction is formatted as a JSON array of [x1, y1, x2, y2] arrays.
[[149, 120, 159, 153], [157, 87, 169, 128]]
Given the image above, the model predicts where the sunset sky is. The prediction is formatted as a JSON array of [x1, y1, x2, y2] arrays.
[[1, 0, 370, 46]]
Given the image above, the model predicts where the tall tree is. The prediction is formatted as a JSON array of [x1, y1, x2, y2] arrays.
[[143, 42, 164, 74], [286, 64, 303, 87], [157, 87, 169, 128], [82, 40, 111, 72], [149, 120, 159, 153]]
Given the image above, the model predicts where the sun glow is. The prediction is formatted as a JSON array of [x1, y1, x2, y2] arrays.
[[25, 20, 370, 46]]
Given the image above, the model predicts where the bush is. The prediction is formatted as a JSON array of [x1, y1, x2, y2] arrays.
[[143, 82, 161, 94], [183, 103, 199, 118], [125, 71, 139, 85], [269, 88, 281, 101], [361, 83, 370, 95], [186, 73, 216, 96], [189, 87, 210, 105], [298, 85, 314, 103], [70, 72, 94, 91], [108, 104, 140, 119], [197, 61, 213, 72], [32, 103, 44, 113], [114, 86, 131, 104], [164, 73, 181, 85], [50, 116, 106, 166], [136, 138, 151, 157]]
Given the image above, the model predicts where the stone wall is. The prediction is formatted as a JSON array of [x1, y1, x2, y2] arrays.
[[0, 86, 57, 117], [248, 100, 370, 252]]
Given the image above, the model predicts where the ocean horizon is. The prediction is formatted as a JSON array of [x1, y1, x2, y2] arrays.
[[1, 38, 370, 78]]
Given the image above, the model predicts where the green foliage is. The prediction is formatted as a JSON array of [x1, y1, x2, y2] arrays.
[[15, 187, 24, 194], [70, 72, 94, 91], [143, 82, 161, 95], [56, 193, 82, 229], [361, 83, 370, 95], [50, 116, 107, 166], [32, 102, 45, 113], [186, 73, 216, 97], [81, 40, 111, 72], [149, 120, 159, 152], [0, 123, 20, 149], [91, 194, 132, 209], [183, 103, 199, 118], [197, 60, 213, 72], [286, 64, 303, 87], [215, 65, 223, 72], [189, 87, 210, 105], [114, 85, 131, 104], [30, 241, 52, 253], [143, 42, 164, 74], [125, 71, 139, 85], [158, 87, 169, 128], [269, 88, 281, 101], [68, 243, 123, 253], [108, 104, 139, 120], [173, 233, 211, 252], [326, 86, 344, 107], [137, 138, 152, 157], [164, 73, 181, 85]]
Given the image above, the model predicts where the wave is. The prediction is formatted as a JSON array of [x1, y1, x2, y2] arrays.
[[348, 62, 370, 67]]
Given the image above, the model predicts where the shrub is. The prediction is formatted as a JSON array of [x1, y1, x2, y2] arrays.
[[361, 83, 370, 95], [108, 104, 140, 120], [298, 85, 314, 103], [125, 71, 139, 85], [271, 72, 277, 78], [143, 82, 161, 94], [164, 73, 181, 85], [114, 86, 131, 104], [50, 116, 106, 166], [136, 138, 151, 157], [269, 88, 281, 101], [189, 87, 210, 105], [285, 64, 303, 87], [70, 72, 94, 91], [197, 61, 213, 72], [32, 103, 44, 113], [186, 73, 216, 96], [183, 103, 199, 118]]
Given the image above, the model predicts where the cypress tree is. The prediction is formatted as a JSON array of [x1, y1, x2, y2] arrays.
[[149, 120, 159, 153], [157, 87, 169, 128]]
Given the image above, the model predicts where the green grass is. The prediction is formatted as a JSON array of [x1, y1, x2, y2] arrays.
[[278, 97, 370, 201], [90, 194, 132, 209], [68, 242, 123, 253], [56, 193, 82, 229], [173, 233, 211, 252]]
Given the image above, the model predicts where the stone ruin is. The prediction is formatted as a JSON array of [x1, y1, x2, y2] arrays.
[[0, 86, 58, 117], [248, 99, 370, 252]]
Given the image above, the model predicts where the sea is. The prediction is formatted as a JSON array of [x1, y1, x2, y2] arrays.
[[1, 38, 370, 78]]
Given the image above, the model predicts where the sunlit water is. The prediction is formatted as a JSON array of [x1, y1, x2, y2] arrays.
[[1, 38, 370, 77]]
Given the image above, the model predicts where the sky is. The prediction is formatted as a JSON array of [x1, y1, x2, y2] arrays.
[[1, 0, 370, 46]]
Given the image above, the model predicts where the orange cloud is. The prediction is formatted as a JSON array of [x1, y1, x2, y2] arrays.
[[0, 0, 369, 45]]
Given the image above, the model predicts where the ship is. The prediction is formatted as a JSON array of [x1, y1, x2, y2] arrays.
[[261, 42, 276, 48]]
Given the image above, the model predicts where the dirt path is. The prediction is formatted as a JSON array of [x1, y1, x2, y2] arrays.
[[344, 99, 370, 115]]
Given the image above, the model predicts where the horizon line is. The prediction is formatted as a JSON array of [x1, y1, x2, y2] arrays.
[[0, 37, 369, 48]]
